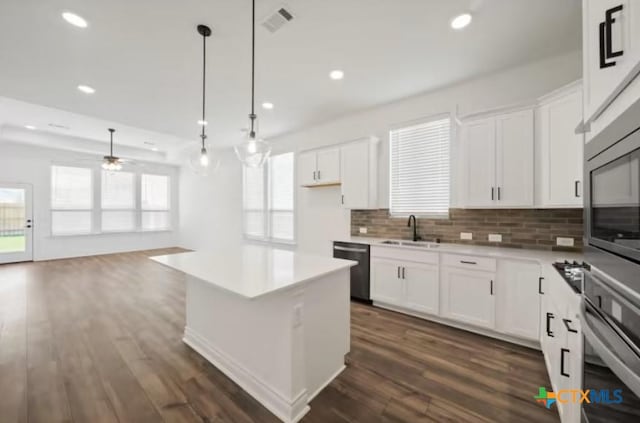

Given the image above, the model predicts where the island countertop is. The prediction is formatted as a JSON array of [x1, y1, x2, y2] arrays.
[[151, 245, 356, 300]]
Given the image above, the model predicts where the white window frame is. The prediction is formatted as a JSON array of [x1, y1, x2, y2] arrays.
[[49, 163, 172, 236], [50, 165, 95, 236], [389, 114, 452, 218], [100, 170, 137, 233], [243, 152, 296, 245]]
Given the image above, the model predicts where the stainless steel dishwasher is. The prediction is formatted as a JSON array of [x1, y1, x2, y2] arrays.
[[332, 241, 370, 302]]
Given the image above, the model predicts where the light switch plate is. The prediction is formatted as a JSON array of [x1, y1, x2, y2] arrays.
[[359, 227, 368, 234], [460, 232, 473, 240], [557, 237, 575, 247], [488, 234, 502, 242]]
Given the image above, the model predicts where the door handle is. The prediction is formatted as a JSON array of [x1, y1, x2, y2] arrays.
[[538, 277, 544, 295], [560, 348, 570, 377], [546, 312, 555, 337], [333, 246, 367, 253], [563, 318, 578, 333]]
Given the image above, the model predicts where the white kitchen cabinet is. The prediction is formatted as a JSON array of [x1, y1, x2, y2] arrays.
[[536, 81, 584, 208], [440, 266, 496, 329], [496, 260, 541, 341], [340, 137, 378, 209], [298, 147, 341, 187], [371, 258, 404, 306], [583, 0, 640, 137], [460, 108, 534, 208], [460, 118, 496, 207], [404, 262, 439, 315]]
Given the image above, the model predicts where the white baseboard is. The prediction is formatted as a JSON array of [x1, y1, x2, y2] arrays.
[[183, 327, 310, 423], [372, 302, 540, 351]]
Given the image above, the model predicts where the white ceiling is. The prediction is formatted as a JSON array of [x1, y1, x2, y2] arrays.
[[0, 0, 581, 156]]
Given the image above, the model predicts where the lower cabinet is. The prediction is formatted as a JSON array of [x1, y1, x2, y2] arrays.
[[371, 258, 439, 315], [496, 260, 541, 341], [440, 267, 496, 329]]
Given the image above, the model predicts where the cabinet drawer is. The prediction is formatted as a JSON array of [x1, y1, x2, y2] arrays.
[[370, 246, 438, 264], [442, 254, 496, 272]]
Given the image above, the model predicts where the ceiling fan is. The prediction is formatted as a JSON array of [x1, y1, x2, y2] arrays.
[[70, 128, 138, 170]]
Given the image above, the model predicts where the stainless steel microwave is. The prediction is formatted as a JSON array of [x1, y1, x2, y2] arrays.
[[585, 97, 640, 289]]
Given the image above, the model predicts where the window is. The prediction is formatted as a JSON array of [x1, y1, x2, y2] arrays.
[[51, 165, 93, 235], [243, 152, 295, 243], [141, 174, 170, 231], [101, 171, 135, 232], [389, 116, 450, 217]]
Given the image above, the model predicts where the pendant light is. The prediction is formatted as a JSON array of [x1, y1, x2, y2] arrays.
[[188, 24, 219, 175], [102, 128, 123, 171], [234, 0, 272, 168]]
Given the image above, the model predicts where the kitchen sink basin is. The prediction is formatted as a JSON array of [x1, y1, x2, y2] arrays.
[[379, 240, 440, 248], [380, 240, 401, 245]]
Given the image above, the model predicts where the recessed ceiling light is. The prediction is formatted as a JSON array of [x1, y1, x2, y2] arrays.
[[262, 102, 274, 110], [329, 70, 344, 80], [77, 84, 95, 94], [197, 120, 208, 126], [24, 125, 36, 130], [451, 13, 472, 30], [151, 147, 159, 152], [62, 12, 88, 28]]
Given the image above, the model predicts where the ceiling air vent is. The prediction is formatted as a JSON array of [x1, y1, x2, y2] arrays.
[[261, 6, 294, 33]]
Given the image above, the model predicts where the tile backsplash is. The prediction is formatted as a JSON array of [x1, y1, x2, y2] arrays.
[[351, 208, 584, 252]]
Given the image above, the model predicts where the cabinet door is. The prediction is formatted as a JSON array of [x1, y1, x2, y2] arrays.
[[496, 261, 541, 341], [316, 148, 341, 184], [340, 142, 369, 208], [441, 267, 495, 329], [404, 262, 439, 315], [539, 89, 584, 207], [461, 118, 496, 207], [496, 109, 534, 207], [298, 152, 317, 186], [371, 259, 403, 306], [583, 0, 640, 124]]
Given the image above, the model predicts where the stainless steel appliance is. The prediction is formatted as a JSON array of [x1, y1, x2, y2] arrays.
[[552, 260, 590, 293], [581, 267, 640, 422], [333, 241, 370, 301]]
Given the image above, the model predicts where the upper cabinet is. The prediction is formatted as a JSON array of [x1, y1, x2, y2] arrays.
[[536, 81, 585, 208], [298, 147, 341, 187], [583, 0, 640, 139], [460, 108, 534, 208], [340, 138, 378, 209]]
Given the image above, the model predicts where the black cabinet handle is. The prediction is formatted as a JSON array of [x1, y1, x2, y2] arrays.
[[491, 187, 494, 201], [546, 312, 555, 337], [538, 277, 544, 295], [563, 319, 578, 333], [460, 260, 477, 265], [313, 171, 316, 181], [490, 280, 494, 295], [560, 348, 570, 377], [497, 187, 501, 201], [341, 195, 344, 205], [575, 180, 581, 198], [402, 267, 405, 279], [318, 170, 321, 180], [397, 266, 400, 279]]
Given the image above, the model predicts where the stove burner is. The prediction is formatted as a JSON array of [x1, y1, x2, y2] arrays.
[[552, 260, 590, 293]]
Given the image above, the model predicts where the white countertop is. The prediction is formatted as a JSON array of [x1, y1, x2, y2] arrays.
[[151, 245, 356, 300], [335, 236, 584, 264]]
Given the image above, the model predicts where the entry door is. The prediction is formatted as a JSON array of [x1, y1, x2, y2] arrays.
[[0, 183, 33, 264]]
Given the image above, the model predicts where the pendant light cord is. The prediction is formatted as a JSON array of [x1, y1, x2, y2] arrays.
[[249, 0, 256, 138], [201, 30, 207, 149]]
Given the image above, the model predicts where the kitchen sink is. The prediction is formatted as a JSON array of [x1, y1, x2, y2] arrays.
[[379, 240, 440, 248]]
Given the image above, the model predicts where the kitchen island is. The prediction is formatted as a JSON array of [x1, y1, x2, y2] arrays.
[[151, 245, 356, 423]]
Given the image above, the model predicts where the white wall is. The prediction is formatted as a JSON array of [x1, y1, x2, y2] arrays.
[[0, 141, 179, 261], [179, 51, 582, 256]]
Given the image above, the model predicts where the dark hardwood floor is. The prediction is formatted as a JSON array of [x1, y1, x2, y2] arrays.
[[0, 248, 558, 423]]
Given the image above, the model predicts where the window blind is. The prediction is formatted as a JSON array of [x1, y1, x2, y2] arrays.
[[390, 116, 450, 217], [141, 174, 170, 231], [102, 171, 135, 232], [243, 152, 295, 242], [51, 165, 93, 235]]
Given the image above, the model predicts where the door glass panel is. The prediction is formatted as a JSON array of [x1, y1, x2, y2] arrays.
[[0, 188, 26, 253]]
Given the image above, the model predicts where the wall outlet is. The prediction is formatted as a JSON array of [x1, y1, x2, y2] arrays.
[[460, 232, 473, 240], [359, 227, 368, 234], [556, 237, 575, 247], [488, 234, 502, 243]]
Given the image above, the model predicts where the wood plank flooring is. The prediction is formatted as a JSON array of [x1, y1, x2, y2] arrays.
[[0, 248, 559, 423]]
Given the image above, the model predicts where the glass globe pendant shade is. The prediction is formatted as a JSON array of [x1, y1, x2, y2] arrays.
[[188, 144, 219, 176], [234, 134, 271, 168], [102, 157, 122, 171]]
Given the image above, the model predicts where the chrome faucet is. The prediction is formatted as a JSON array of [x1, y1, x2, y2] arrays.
[[407, 215, 421, 242]]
